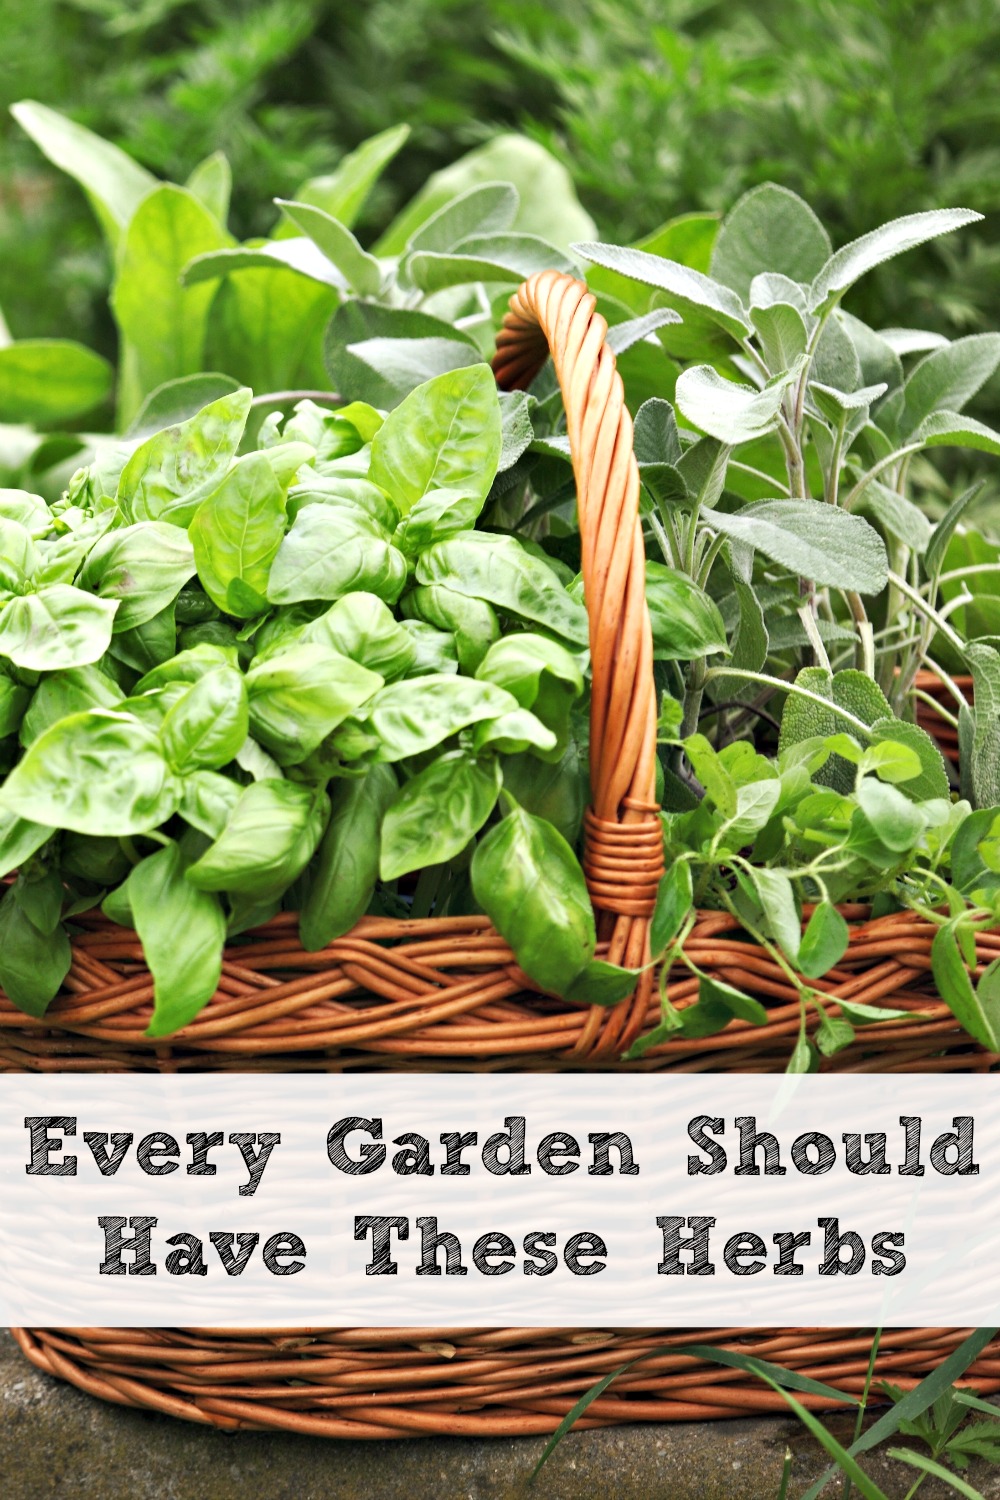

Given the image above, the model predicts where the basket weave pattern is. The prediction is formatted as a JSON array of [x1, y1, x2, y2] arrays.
[[13, 1327, 1000, 1436], [7, 276, 997, 1436]]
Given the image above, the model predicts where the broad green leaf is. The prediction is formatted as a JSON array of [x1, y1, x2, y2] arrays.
[[127, 841, 226, 1037], [293, 124, 409, 230], [0, 341, 112, 425], [917, 409, 1000, 455], [798, 902, 850, 979], [116, 387, 252, 526], [471, 803, 595, 993], [406, 182, 519, 254], [0, 708, 178, 834], [711, 184, 831, 300], [246, 644, 382, 765], [810, 209, 982, 313], [183, 238, 345, 291], [740, 865, 802, 962], [359, 674, 517, 761], [267, 505, 407, 606], [726, 778, 782, 841], [160, 667, 249, 774], [393, 487, 487, 556], [125, 373, 242, 441], [370, 365, 502, 512], [186, 779, 330, 901], [178, 770, 241, 839], [185, 151, 231, 225], [20, 664, 121, 746], [206, 263, 335, 395], [376, 134, 595, 255], [324, 301, 480, 410], [0, 883, 70, 1017], [475, 633, 583, 757], [869, 720, 949, 802], [633, 398, 683, 467], [472, 707, 556, 756], [0, 810, 50, 880], [809, 381, 887, 425], [931, 920, 1000, 1051], [836, 998, 917, 1026], [855, 778, 928, 852], [77, 521, 196, 631], [402, 584, 499, 674], [276, 199, 383, 296], [574, 242, 751, 339], [502, 735, 588, 847], [683, 733, 738, 818], [858, 740, 922, 784], [406, 232, 576, 294], [416, 532, 589, 644], [304, 592, 416, 680], [816, 1014, 856, 1057], [0, 586, 118, 671], [854, 479, 932, 552], [751, 303, 809, 375], [0, 488, 50, 536], [650, 861, 693, 958], [111, 185, 232, 421], [645, 562, 729, 661], [899, 333, 1000, 437], [380, 751, 501, 880], [299, 763, 398, 949], [565, 960, 642, 1007], [11, 99, 156, 249], [675, 364, 799, 444], [701, 500, 888, 593], [189, 454, 287, 617]]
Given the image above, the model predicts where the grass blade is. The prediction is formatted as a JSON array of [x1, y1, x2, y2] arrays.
[[887, 1446, 985, 1498]]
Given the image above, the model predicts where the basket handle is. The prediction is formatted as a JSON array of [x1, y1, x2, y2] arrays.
[[493, 272, 662, 1051]]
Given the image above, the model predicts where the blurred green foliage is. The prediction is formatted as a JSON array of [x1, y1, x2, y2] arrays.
[[1, 0, 998, 359]]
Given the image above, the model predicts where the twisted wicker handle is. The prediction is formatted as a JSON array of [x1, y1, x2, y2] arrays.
[[493, 271, 663, 1053]]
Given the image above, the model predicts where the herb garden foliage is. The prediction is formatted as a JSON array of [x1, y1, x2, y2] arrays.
[[2, 113, 1000, 1068]]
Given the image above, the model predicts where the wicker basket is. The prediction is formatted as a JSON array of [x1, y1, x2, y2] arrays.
[[12, 1327, 1000, 1435], [5, 274, 997, 1435]]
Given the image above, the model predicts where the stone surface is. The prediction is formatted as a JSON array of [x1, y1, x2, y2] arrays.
[[3, 1330, 1000, 1499]]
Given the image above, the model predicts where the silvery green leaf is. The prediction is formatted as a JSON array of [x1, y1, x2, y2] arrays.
[[406, 181, 519, 254], [853, 479, 932, 552], [675, 360, 803, 444], [879, 328, 950, 357], [701, 499, 888, 594], [573, 242, 752, 338], [711, 184, 831, 300], [917, 410, 1000, 455], [809, 381, 888, 425], [406, 232, 577, 293], [899, 333, 1000, 437], [749, 273, 810, 314], [750, 302, 808, 374], [275, 199, 384, 296], [183, 239, 348, 291], [809, 208, 982, 313], [605, 308, 682, 355]]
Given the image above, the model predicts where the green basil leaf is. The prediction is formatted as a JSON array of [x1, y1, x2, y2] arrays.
[[246, 644, 382, 765], [0, 809, 50, 880], [116, 387, 252, 525], [564, 959, 642, 1007], [160, 666, 249, 774], [472, 708, 557, 757], [267, 504, 407, 606], [178, 770, 241, 839], [798, 901, 850, 979], [189, 453, 288, 617], [380, 751, 502, 880], [645, 561, 729, 661], [186, 779, 330, 900], [123, 840, 227, 1037], [299, 764, 397, 949], [471, 803, 595, 994], [369, 364, 502, 514], [401, 584, 499, 674], [416, 531, 589, 645], [77, 521, 197, 631], [393, 487, 486, 555], [20, 664, 122, 747], [303, 592, 416, 680], [0, 708, 178, 834], [0, 883, 71, 1017], [0, 585, 118, 671], [358, 674, 517, 761]]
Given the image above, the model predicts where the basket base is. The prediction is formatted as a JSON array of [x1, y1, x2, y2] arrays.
[[12, 1326, 1000, 1439]]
